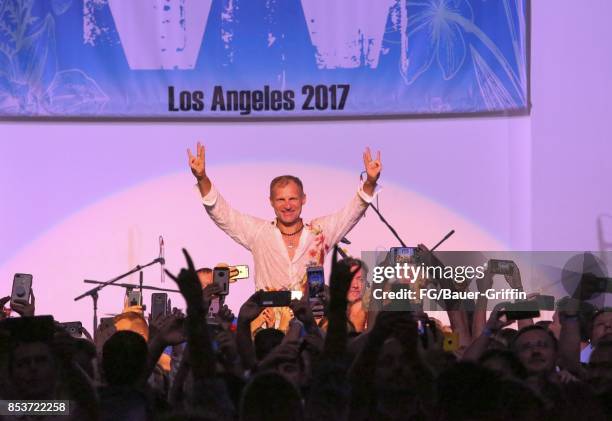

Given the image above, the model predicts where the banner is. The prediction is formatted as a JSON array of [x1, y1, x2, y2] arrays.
[[0, 0, 529, 118]]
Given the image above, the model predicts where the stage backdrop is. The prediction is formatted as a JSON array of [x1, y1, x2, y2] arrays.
[[0, 0, 529, 118]]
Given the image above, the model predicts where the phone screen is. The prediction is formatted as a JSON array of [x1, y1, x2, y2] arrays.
[[391, 247, 417, 264], [231, 265, 249, 280], [208, 297, 221, 315], [307, 267, 324, 299]]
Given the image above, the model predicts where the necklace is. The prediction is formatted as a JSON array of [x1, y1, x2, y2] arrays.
[[278, 220, 304, 237], [279, 220, 303, 249]]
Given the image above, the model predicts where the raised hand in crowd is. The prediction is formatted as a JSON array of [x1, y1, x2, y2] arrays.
[[277, 306, 293, 333], [261, 307, 276, 328], [311, 290, 327, 319], [237, 291, 264, 370], [503, 260, 524, 291], [463, 301, 513, 361], [164, 249, 211, 366], [10, 288, 35, 317], [165, 248, 234, 417], [472, 263, 495, 343], [0, 296, 9, 321], [249, 306, 276, 335], [323, 246, 353, 359], [150, 309, 186, 346], [202, 283, 223, 312], [166, 250, 205, 314], [290, 297, 317, 333], [215, 304, 235, 331], [238, 291, 265, 325], [416, 315, 442, 355], [145, 308, 186, 390]]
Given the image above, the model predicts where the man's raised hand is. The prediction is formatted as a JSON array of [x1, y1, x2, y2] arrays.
[[187, 142, 206, 181], [363, 147, 382, 183]]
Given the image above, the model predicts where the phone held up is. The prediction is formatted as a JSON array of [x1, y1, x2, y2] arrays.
[[11, 273, 33, 306]]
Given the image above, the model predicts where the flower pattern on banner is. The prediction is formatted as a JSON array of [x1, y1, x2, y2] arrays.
[[399, 0, 527, 110], [0, 0, 108, 115]]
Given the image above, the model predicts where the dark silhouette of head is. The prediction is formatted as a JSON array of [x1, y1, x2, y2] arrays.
[[240, 372, 303, 421], [102, 330, 148, 386], [254, 328, 284, 361]]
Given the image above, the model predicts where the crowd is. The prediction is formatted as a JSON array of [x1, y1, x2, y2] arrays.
[[1, 248, 612, 421]]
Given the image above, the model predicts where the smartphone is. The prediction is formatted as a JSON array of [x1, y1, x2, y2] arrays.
[[259, 291, 291, 307], [581, 273, 612, 294], [208, 297, 221, 320], [213, 267, 230, 296], [230, 265, 249, 280], [59, 321, 83, 338], [127, 290, 142, 307], [10, 273, 33, 306], [488, 259, 515, 276], [534, 294, 555, 311], [307, 266, 325, 300], [443, 332, 460, 352], [391, 247, 418, 264], [500, 301, 540, 320], [151, 293, 168, 320]]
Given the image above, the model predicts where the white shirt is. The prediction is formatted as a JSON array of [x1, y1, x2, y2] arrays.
[[200, 183, 377, 291]]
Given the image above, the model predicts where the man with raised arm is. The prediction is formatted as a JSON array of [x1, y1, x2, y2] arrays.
[[188, 142, 381, 292]]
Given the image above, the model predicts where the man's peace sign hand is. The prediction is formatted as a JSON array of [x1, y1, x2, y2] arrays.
[[363, 147, 382, 183], [187, 142, 206, 181]]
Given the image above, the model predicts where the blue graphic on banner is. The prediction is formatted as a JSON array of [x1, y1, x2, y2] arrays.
[[0, 0, 529, 118]]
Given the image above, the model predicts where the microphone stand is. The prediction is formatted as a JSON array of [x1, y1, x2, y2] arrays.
[[367, 202, 407, 247], [74, 257, 164, 337], [139, 271, 144, 306], [429, 229, 455, 252], [83, 280, 179, 293]]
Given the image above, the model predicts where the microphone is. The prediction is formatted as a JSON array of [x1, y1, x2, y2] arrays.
[[159, 236, 165, 283]]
